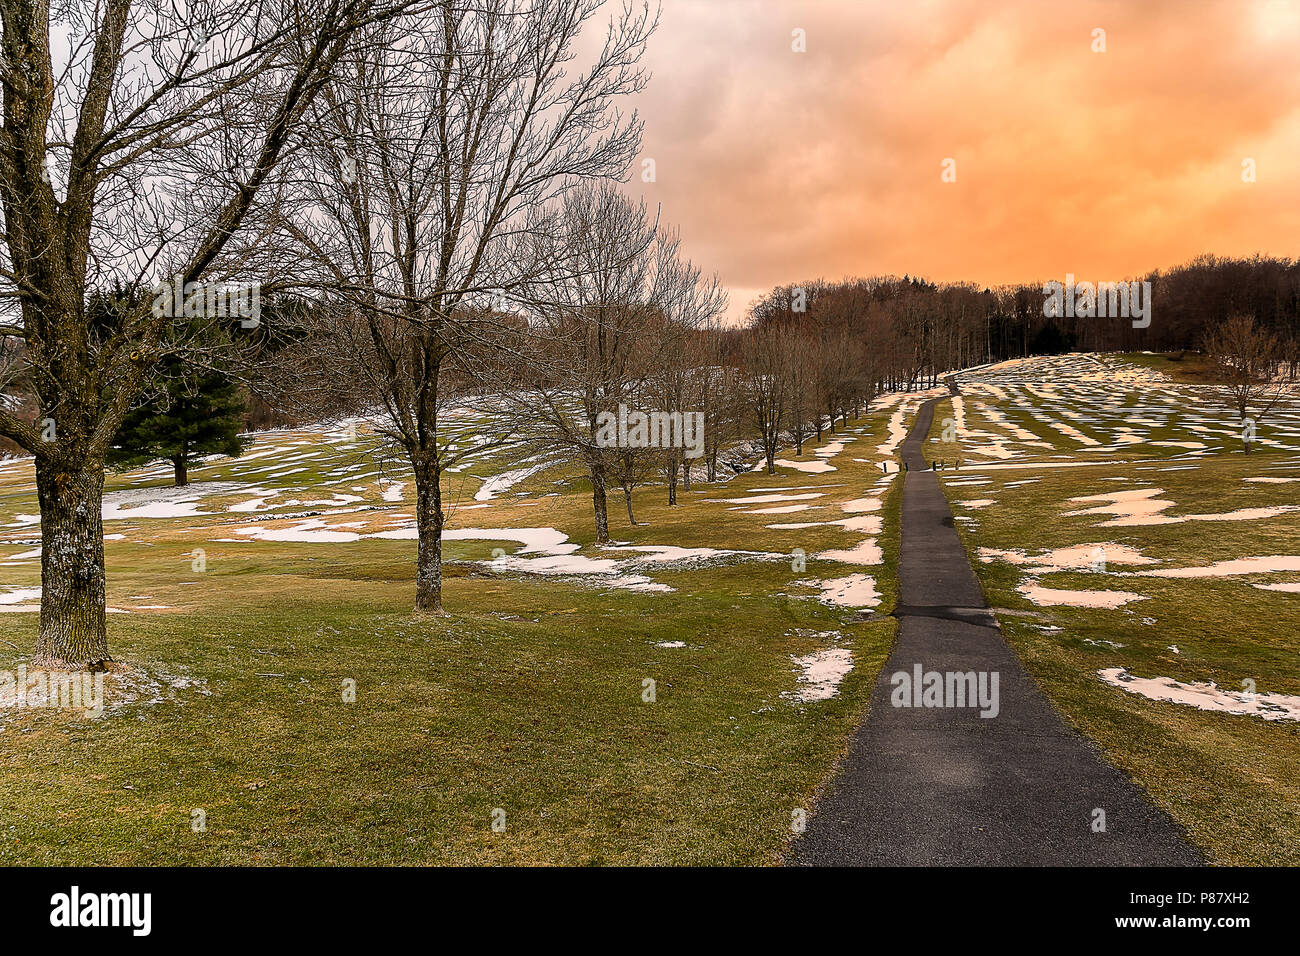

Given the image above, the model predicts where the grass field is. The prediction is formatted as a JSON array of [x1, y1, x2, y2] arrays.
[[1116, 350, 1218, 384], [0, 394, 936, 864], [927, 352, 1300, 864], [4, 353, 1297, 864]]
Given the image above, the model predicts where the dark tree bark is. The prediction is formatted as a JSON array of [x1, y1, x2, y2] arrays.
[[621, 483, 638, 525], [412, 451, 444, 612], [33, 459, 108, 668], [590, 465, 611, 545]]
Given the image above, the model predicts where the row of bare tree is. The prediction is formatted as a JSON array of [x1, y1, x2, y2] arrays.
[[740, 263, 1300, 387], [6, 0, 1293, 674], [0, 0, 679, 668], [6, 0, 883, 669]]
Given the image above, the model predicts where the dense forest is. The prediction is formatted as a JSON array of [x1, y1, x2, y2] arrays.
[[733, 253, 1300, 390]]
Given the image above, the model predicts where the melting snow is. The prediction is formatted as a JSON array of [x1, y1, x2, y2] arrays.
[[1018, 582, 1147, 609], [475, 463, 550, 502], [840, 496, 882, 513], [772, 459, 837, 474], [784, 647, 854, 702], [1099, 668, 1300, 722], [814, 574, 881, 608], [102, 481, 247, 520], [817, 539, 883, 565], [712, 492, 825, 505]]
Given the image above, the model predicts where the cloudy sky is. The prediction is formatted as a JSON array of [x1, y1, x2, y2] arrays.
[[621, 0, 1300, 321]]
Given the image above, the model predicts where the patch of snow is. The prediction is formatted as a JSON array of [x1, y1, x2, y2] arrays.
[[784, 647, 854, 702], [831, 514, 883, 533], [102, 481, 247, 520], [0, 587, 42, 605], [711, 492, 825, 505], [1137, 555, 1300, 579], [1099, 668, 1300, 722], [233, 519, 361, 543], [1018, 582, 1147, 609], [772, 458, 837, 474], [817, 539, 882, 565], [840, 496, 881, 513], [475, 462, 551, 501], [1068, 487, 1300, 528], [978, 542, 1158, 571], [814, 574, 881, 608]]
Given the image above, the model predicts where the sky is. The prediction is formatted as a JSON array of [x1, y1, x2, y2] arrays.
[[622, 0, 1300, 322]]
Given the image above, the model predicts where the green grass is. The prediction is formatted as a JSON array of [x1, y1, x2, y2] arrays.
[[1117, 350, 1218, 384], [0, 410, 904, 864], [9, 356, 1293, 865]]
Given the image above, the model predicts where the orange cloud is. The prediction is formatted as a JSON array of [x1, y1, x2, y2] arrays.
[[624, 0, 1300, 321]]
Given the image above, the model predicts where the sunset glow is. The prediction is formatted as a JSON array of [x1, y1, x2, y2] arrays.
[[629, 0, 1300, 319]]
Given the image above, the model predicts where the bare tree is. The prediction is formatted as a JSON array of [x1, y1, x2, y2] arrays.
[[648, 241, 725, 504], [501, 183, 685, 542], [700, 349, 742, 481], [0, 0, 393, 667], [280, 0, 655, 606], [1205, 314, 1296, 452], [741, 322, 787, 474], [781, 325, 815, 454]]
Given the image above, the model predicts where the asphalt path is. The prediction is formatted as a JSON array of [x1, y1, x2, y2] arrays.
[[789, 398, 1201, 865]]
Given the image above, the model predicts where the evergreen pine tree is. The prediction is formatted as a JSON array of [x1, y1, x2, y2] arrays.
[[108, 356, 248, 485]]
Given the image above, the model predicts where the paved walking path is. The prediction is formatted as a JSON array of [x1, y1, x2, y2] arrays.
[[790, 398, 1200, 865]]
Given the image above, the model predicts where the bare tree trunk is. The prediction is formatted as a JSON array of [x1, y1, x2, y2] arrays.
[[173, 458, 189, 487], [622, 484, 638, 525], [33, 460, 109, 669], [590, 465, 611, 544], [682, 459, 691, 492], [667, 456, 679, 505], [412, 452, 444, 613]]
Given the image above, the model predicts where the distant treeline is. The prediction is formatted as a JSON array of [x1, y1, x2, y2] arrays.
[[731, 254, 1300, 389]]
